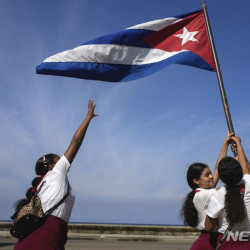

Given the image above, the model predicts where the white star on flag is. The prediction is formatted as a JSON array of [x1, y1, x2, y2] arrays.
[[175, 27, 199, 46]]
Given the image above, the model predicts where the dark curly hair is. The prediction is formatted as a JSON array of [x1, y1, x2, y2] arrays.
[[218, 156, 246, 225], [181, 163, 208, 227]]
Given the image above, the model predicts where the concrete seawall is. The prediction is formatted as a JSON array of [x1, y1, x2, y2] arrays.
[[0, 222, 199, 241]]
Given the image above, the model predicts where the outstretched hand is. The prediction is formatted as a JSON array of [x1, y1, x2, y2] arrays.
[[230, 135, 241, 156], [230, 135, 241, 145], [224, 132, 234, 145], [87, 99, 98, 119]]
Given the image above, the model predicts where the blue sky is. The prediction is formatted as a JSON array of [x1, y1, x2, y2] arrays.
[[1, 0, 250, 225]]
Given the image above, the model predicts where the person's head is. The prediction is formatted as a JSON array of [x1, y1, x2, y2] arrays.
[[218, 156, 246, 225], [218, 156, 243, 185], [35, 153, 60, 175], [13, 154, 60, 215], [187, 163, 214, 190], [181, 162, 211, 228]]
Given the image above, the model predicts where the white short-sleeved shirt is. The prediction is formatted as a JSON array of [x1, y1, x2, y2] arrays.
[[193, 188, 216, 230], [207, 174, 250, 233], [38, 155, 75, 223]]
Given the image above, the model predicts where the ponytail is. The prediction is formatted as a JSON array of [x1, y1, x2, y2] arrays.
[[181, 191, 198, 228], [225, 184, 246, 225], [218, 156, 246, 225], [13, 154, 55, 216], [13, 175, 44, 213], [181, 163, 208, 228]]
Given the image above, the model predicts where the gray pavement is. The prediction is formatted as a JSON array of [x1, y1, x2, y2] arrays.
[[0, 237, 196, 250]]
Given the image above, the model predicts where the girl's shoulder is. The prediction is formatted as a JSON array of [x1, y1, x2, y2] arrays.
[[193, 188, 216, 204], [195, 188, 216, 194], [243, 174, 250, 182]]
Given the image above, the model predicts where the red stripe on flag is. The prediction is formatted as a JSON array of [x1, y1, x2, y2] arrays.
[[144, 11, 216, 70]]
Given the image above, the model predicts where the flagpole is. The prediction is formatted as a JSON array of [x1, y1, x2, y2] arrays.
[[202, 0, 235, 134]]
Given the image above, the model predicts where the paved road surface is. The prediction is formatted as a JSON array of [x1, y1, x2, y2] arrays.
[[0, 237, 194, 250]]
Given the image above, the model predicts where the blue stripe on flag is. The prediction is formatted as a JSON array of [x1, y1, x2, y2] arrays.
[[174, 9, 202, 18], [84, 29, 154, 48]]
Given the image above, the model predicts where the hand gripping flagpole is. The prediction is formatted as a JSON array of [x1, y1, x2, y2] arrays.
[[202, 0, 235, 134]]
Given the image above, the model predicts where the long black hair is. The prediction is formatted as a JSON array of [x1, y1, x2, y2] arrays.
[[13, 154, 55, 214], [218, 156, 246, 225], [181, 163, 208, 227]]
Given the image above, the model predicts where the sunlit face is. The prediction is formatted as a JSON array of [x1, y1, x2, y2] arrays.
[[49, 154, 60, 170], [193, 167, 214, 189]]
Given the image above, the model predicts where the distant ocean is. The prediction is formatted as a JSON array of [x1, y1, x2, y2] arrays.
[[1, 220, 183, 226], [70, 222, 184, 226]]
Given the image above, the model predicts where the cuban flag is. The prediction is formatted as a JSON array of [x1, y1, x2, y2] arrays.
[[36, 10, 216, 82]]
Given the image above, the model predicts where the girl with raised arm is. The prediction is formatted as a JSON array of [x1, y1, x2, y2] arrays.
[[205, 135, 250, 249], [181, 133, 233, 249], [13, 99, 97, 250]]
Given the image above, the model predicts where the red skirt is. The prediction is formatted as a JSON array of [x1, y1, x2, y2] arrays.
[[190, 231, 219, 250], [14, 216, 68, 250], [191, 231, 250, 250], [216, 233, 250, 249]]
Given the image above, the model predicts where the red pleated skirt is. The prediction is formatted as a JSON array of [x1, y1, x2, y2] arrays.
[[14, 216, 68, 250], [215, 233, 250, 250], [190, 231, 219, 250], [191, 231, 250, 250]]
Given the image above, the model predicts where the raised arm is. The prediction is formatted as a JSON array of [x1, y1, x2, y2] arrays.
[[212, 133, 233, 187], [64, 99, 97, 164], [230, 135, 249, 175]]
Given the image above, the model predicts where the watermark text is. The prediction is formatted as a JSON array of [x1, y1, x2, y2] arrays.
[[226, 231, 250, 241]]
